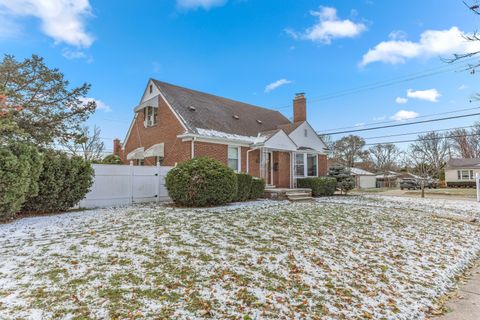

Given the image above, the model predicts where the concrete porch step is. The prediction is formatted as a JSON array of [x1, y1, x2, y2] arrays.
[[287, 195, 314, 202]]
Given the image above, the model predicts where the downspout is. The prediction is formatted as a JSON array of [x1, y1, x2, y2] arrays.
[[191, 137, 196, 159]]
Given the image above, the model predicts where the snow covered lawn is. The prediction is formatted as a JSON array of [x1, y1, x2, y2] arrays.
[[1, 196, 479, 319]]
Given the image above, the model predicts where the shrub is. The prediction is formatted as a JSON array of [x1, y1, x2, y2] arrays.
[[0, 143, 42, 221], [23, 151, 94, 212], [102, 154, 123, 164], [249, 178, 266, 200], [328, 166, 355, 195], [165, 157, 237, 207], [446, 181, 476, 188], [297, 177, 337, 197], [235, 173, 253, 202]]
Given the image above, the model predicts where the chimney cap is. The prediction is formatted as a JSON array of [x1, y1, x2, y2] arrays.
[[295, 92, 305, 98]]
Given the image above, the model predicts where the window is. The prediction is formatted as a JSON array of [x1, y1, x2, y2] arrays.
[[295, 154, 305, 177], [144, 106, 157, 127], [155, 156, 163, 165], [460, 170, 471, 180], [149, 84, 153, 94], [304, 129, 308, 137], [295, 153, 318, 177], [471, 170, 475, 180], [136, 159, 145, 166], [307, 154, 317, 176], [228, 146, 239, 171]]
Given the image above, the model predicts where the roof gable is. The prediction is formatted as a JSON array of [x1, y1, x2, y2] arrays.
[[153, 80, 291, 136], [288, 121, 326, 153]]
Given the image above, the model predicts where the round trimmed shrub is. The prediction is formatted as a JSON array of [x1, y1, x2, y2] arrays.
[[235, 173, 253, 202], [249, 178, 266, 200], [166, 157, 237, 207]]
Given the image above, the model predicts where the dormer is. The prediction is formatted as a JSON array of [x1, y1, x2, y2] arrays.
[[134, 79, 160, 128]]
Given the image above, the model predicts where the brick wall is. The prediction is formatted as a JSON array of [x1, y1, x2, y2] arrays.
[[194, 141, 228, 165], [121, 96, 191, 166], [273, 151, 291, 188], [318, 154, 328, 176]]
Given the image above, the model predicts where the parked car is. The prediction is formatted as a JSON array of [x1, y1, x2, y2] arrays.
[[400, 178, 420, 190], [424, 179, 438, 189]]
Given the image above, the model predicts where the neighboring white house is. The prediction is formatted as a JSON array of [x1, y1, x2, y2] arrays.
[[445, 158, 480, 186], [350, 168, 376, 189]]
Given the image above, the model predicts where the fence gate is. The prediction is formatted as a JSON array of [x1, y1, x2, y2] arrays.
[[79, 163, 172, 209]]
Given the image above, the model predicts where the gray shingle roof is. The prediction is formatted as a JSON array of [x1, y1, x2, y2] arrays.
[[446, 158, 480, 169], [153, 80, 291, 136]]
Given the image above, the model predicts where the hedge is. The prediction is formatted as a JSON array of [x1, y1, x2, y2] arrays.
[[297, 177, 337, 197], [166, 157, 237, 207], [250, 178, 266, 200], [0, 143, 42, 221], [446, 181, 476, 188], [236, 173, 253, 202], [22, 151, 94, 213]]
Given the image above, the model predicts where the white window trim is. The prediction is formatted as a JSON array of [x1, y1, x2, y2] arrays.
[[144, 106, 157, 128], [295, 153, 318, 178], [458, 169, 474, 180], [228, 146, 241, 172]]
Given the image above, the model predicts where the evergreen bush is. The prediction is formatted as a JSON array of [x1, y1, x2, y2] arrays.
[[328, 166, 355, 195], [297, 177, 337, 197], [249, 178, 266, 200], [235, 173, 253, 202], [165, 157, 237, 207], [22, 151, 94, 212]]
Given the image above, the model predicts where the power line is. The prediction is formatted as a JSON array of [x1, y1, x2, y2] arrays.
[[272, 58, 478, 110], [363, 125, 476, 140], [318, 106, 480, 133], [322, 112, 480, 135], [364, 132, 480, 146]]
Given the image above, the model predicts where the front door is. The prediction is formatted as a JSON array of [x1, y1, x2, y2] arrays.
[[267, 152, 273, 186]]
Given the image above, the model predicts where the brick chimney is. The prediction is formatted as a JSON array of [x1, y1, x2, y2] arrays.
[[293, 92, 306, 123], [113, 138, 122, 156]]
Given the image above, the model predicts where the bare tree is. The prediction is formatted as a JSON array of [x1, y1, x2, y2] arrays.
[[449, 122, 480, 158], [409, 131, 449, 182], [332, 135, 369, 168], [368, 143, 401, 187], [62, 125, 105, 161], [406, 146, 436, 198]]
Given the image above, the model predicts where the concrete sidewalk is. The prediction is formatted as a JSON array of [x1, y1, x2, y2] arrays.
[[433, 263, 480, 320]]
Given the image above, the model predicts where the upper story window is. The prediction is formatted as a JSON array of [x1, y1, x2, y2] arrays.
[[304, 129, 308, 137], [228, 146, 240, 172], [149, 84, 153, 94], [144, 106, 157, 127]]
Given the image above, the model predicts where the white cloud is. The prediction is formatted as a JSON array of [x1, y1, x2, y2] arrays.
[[390, 110, 419, 121], [395, 97, 408, 104], [407, 88, 441, 102], [286, 6, 366, 44], [80, 97, 111, 112], [0, 0, 94, 47], [62, 48, 93, 62], [264, 79, 292, 93], [360, 27, 480, 66], [458, 84, 468, 90], [355, 122, 365, 127], [176, 0, 226, 10]]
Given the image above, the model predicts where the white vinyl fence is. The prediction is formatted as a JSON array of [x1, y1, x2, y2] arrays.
[[79, 164, 173, 209]]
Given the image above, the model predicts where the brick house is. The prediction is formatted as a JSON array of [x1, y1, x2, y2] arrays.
[[115, 79, 328, 188]]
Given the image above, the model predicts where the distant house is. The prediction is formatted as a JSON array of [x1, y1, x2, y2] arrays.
[[375, 171, 401, 188], [350, 168, 376, 189], [115, 79, 329, 188], [445, 158, 480, 187]]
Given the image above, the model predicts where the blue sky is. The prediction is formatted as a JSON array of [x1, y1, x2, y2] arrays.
[[1, 0, 480, 151]]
